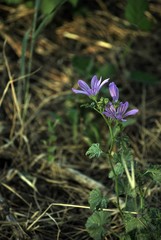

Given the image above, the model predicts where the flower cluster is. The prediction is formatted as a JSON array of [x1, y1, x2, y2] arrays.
[[103, 82, 138, 121], [72, 75, 109, 96], [72, 75, 138, 121]]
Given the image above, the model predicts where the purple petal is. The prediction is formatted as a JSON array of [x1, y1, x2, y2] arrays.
[[109, 104, 116, 115], [91, 75, 99, 89], [117, 102, 129, 115], [78, 80, 91, 95], [109, 82, 119, 102], [121, 118, 127, 122], [123, 109, 139, 118], [90, 75, 101, 95], [103, 109, 115, 118], [99, 78, 109, 90], [116, 113, 123, 120], [103, 112, 115, 118], [72, 88, 90, 96], [103, 103, 116, 119]]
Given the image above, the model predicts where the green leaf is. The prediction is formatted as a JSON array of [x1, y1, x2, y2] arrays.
[[35, 0, 66, 36], [108, 162, 124, 179], [129, 71, 159, 85], [89, 189, 108, 211], [145, 166, 161, 184], [25, 1, 34, 8], [147, 208, 161, 236], [40, 0, 62, 14], [47, 155, 55, 162], [97, 97, 109, 112], [125, 0, 152, 31], [72, 55, 94, 75], [122, 118, 137, 127], [137, 15, 153, 31], [81, 101, 96, 109], [135, 233, 150, 240], [120, 234, 132, 240], [68, 0, 79, 7], [89, 189, 102, 205], [124, 213, 149, 233], [20, 29, 30, 82], [96, 63, 116, 78], [86, 143, 103, 159], [86, 211, 109, 240]]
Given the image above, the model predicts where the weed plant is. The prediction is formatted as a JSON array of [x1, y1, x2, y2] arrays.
[[1, 0, 160, 239], [72, 75, 161, 240]]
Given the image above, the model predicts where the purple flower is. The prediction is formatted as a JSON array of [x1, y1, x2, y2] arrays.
[[109, 82, 119, 102], [72, 75, 109, 96], [103, 101, 139, 121]]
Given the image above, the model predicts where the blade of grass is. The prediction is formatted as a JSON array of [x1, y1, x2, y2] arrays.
[[34, 0, 67, 39], [22, 0, 40, 120], [18, 29, 30, 103], [3, 41, 23, 131]]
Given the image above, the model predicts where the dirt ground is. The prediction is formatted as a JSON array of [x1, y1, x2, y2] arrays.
[[0, 1, 161, 239]]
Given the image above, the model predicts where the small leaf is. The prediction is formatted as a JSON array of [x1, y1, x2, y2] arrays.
[[122, 118, 137, 127], [124, 213, 149, 233], [89, 189, 102, 211], [137, 15, 153, 31], [120, 234, 132, 240], [86, 143, 103, 159], [97, 97, 109, 112], [89, 189, 108, 211], [81, 101, 96, 109], [96, 63, 116, 78], [108, 162, 124, 179], [35, 0, 66, 37], [125, 0, 152, 31], [135, 233, 150, 240], [86, 211, 109, 240], [72, 55, 94, 75], [145, 166, 161, 184], [68, 0, 79, 7], [40, 0, 61, 14]]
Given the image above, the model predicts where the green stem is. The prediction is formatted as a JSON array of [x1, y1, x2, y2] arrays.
[[93, 106, 123, 215], [23, 0, 40, 119], [140, 191, 144, 210], [121, 153, 138, 212], [109, 156, 123, 214], [121, 155, 134, 189], [27, 0, 40, 82], [93, 107, 113, 146]]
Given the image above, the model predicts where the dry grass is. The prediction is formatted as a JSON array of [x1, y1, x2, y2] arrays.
[[0, 1, 161, 239]]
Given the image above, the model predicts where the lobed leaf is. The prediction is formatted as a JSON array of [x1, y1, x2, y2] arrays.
[[145, 166, 161, 184], [86, 211, 109, 240], [86, 143, 103, 159], [108, 162, 124, 179], [124, 213, 149, 233], [89, 189, 108, 211]]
